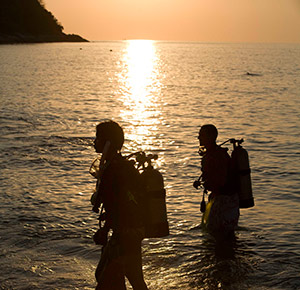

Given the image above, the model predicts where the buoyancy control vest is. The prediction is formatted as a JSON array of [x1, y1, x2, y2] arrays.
[[90, 154, 144, 230], [90, 151, 169, 239]]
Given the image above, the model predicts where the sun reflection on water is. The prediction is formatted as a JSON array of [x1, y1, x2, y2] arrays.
[[118, 40, 164, 155]]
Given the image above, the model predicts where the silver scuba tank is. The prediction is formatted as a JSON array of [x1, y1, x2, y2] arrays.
[[231, 140, 254, 208], [141, 166, 169, 238]]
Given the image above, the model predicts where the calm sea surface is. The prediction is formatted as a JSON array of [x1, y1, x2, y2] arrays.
[[0, 41, 299, 290]]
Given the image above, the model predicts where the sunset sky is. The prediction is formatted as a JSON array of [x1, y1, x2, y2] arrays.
[[43, 0, 300, 43]]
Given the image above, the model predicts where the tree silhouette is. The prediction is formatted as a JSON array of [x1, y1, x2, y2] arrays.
[[0, 0, 87, 43]]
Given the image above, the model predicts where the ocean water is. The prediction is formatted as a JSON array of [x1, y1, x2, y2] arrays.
[[0, 41, 299, 290]]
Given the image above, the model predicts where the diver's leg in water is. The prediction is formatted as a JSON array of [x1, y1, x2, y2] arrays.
[[124, 252, 148, 290], [95, 257, 126, 290], [121, 231, 148, 290], [95, 240, 126, 290]]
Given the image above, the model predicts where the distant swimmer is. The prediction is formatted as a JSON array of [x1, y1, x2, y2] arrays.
[[246, 72, 261, 76]]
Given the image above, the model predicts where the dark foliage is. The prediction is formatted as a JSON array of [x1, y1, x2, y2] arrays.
[[0, 0, 88, 43]]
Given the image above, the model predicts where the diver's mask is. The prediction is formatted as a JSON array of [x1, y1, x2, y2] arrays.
[[89, 157, 101, 178], [198, 146, 207, 156]]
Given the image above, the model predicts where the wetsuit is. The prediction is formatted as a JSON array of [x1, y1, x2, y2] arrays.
[[94, 154, 148, 290], [201, 146, 240, 239]]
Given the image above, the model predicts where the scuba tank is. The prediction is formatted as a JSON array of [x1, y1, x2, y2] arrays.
[[230, 139, 254, 208], [220, 138, 254, 208], [129, 152, 169, 238]]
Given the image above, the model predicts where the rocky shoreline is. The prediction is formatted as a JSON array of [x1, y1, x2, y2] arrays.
[[0, 32, 88, 44]]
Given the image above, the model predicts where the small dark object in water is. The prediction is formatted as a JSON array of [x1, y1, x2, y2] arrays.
[[246, 72, 261, 76]]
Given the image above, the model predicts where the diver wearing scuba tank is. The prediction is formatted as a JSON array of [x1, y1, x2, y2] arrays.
[[195, 124, 240, 240], [91, 120, 149, 290]]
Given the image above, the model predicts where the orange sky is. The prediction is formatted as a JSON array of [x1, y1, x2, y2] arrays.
[[43, 0, 300, 42]]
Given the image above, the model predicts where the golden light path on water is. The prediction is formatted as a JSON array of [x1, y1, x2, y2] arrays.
[[117, 40, 164, 162]]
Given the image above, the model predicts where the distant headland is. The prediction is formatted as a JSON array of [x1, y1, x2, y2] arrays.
[[0, 0, 88, 44]]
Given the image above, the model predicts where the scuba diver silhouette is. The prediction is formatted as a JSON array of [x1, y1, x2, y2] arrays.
[[194, 124, 240, 241], [90, 120, 149, 290]]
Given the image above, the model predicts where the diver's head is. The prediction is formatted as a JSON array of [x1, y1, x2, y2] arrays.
[[94, 120, 124, 153], [198, 124, 218, 148]]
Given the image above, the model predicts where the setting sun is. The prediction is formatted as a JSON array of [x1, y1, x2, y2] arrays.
[[117, 40, 163, 151], [123, 40, 157, 103]]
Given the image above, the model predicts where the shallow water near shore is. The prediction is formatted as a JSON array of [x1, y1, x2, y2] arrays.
[[0, 41, 299, 290]]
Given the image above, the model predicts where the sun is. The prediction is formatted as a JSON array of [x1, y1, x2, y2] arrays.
[[117, 40, 163, 151]]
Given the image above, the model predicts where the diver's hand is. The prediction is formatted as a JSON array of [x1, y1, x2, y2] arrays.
[[93, 228, 108, 246], [92, 205, 99, 213], [193, 180, 201, 189]]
